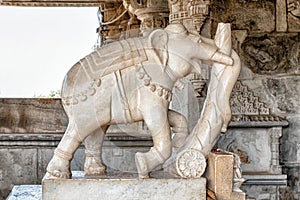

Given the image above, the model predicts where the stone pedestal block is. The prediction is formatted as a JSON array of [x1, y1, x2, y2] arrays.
[[42, 171, 206, 200], [204, 152, 245, 200]]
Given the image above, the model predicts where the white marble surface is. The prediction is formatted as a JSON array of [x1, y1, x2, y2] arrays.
[[42, 171, 206, 200]]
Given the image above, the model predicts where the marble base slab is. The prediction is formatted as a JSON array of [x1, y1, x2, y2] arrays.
[[42, 171, 206, 200]]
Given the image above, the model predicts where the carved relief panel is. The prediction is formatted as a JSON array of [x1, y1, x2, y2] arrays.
[[288, 0, 300, 32]]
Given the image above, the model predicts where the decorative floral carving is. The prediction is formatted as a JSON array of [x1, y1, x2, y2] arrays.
[[176, 149, 206, 178]]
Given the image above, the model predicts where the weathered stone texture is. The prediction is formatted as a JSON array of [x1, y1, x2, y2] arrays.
[[264, 77, 300, 114], [217, 128, 273, 174], [239, 78, 299, 115], [287, 0, 300, 32], [0, 133, 152, 199], [204, 152, 245, 200], [238, 77, 300, 169], [0, 99, 67, 133], [0, 149, 38, 199], [283, 166, 300, 199], [6, 185, 41, 200], [276, 0, 288, 32], [211, 0, 275, 34], [242, 184, 286, 200], [233, 75, 300, 199], [241, 34, 300, 74], [281, 116, 300, 164]]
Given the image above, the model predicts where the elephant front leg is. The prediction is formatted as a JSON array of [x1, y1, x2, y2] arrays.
[[84, 126, 108, 176], [135, 107, 172, 178]]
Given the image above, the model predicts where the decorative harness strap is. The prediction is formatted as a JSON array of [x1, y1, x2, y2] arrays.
[[114, 70, 133, 123], [135, 64, 173, 102]]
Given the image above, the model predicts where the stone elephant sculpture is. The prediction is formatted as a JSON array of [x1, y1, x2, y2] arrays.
[[46, 23, 235, 179]]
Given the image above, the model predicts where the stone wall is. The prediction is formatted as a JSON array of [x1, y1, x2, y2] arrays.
[[210, 0, 300, 199], [0, 99, 153, 199]]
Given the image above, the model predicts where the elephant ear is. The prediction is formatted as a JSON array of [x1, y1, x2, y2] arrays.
[[149, 29, 169, 71]]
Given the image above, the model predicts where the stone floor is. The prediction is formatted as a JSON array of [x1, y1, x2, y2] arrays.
[[6, 185, 41, 200]]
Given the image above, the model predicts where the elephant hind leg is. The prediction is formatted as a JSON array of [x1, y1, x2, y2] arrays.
[[135, 108, 172, 178], [46, 121, 83, 179], [84, 126, 109, 176], [47, 118, 104, 179]]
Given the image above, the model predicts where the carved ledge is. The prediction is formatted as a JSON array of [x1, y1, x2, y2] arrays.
[[0, 0, 121, 7], [229, 81, 288, 124]]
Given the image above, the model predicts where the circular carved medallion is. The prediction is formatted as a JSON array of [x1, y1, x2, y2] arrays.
[[176, 149, 206, 178]]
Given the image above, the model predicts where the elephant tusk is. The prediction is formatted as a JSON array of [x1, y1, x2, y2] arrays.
[[211, 51, 233, 66]]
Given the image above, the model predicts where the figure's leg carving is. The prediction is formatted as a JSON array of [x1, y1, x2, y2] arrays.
[[135, 147, 166, 178], [168, 109, 188, 148], [135, 106, 172, 178], [84, 126, 108, 176]]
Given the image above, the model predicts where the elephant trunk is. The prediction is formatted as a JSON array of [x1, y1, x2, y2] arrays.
[[163, 23, 241, 178], [211, 51, 233, 66]]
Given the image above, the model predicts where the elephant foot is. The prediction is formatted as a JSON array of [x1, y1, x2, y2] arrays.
[[84, 157, 106, 176], [46, 155, 71, 179], [135, 152, 149, 179]]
